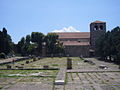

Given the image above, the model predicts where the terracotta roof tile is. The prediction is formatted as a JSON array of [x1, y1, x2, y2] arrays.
[[91, 20, 106, 23], [56, 32, 90, 39]]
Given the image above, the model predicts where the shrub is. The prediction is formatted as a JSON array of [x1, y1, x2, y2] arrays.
[[0, 53, 6, 59]]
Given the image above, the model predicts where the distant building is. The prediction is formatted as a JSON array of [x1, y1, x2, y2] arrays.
[[56, 21, 106, 57]]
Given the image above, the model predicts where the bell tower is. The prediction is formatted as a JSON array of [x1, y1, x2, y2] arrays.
[[90, 20, 106, 49]]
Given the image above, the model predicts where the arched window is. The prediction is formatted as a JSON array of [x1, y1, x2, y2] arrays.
[[100, 25, 103, 30], [94, 26, 98, 30]]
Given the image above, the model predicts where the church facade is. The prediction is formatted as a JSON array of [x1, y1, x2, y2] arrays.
[[56, 21, 106, 57]]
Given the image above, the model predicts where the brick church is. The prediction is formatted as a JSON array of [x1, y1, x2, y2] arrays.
[[56, 21, 106, 57]]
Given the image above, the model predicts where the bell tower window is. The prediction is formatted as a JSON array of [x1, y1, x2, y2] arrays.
[[100, 25, 103, 30], [94, 26, 98, 30]]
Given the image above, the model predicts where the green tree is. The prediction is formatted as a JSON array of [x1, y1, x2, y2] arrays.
[[96, 26, 120, 63], [0, 28, 13, 55], [95, 34, 106, 60], [45, 33, 64, 56], [16, 32, 64, 56], [26, 35, 31, 44], [27, 44, 37, 55], [111, 26, 120, 62], [17, 37, 25, 54], [31, 32, 44, 55], [45, 33, 58, 54]]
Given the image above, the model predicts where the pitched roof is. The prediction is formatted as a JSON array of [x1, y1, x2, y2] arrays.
[[56, 32, 90, 39], [62, 41, 90, 46], [91, 20, 106, 23]]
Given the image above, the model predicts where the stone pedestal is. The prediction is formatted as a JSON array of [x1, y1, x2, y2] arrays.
[[67, 57, 72, 69]]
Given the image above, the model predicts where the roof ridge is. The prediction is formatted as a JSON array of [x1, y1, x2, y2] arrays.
[[91, 20, 106, 23]]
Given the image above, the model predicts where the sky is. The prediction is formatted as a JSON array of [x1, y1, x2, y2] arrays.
[[0, 0, 120, 43]]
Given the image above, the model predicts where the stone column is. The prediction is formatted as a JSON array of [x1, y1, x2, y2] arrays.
[[42, 42, 46, 57], [67, 57, 72, 69]]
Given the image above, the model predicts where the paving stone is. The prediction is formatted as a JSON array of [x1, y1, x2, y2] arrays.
[[67, 73, 73, 82], [65, 85, 76, 90], [54, 85, 64, 90], [93, 84, 102, 90], [96, 73, 107, 84], [88, 73, 101, 84], [107, 72, 120, 79], [100, 85, 115, 90], [65, 58, 120, 90], [83, 73, 95, 84], [78, 73, 89, 84], [94, 73, 104, 84], [72, 73, 80, 82], [6, 82, 53, 90], [73, 84, 84, 90], [113, 85, 120, 90], [99, 73, 112, 84], [83, 85, 93, 90]]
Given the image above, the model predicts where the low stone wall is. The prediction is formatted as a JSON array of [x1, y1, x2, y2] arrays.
[[0, 68, 59, 70], [0, 57, 31, 65]]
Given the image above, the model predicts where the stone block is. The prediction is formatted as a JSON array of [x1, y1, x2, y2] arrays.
[[26, 61, 29, 64], [54, 80, 65, 85], [6, 65, 12, 69], [43, 65, 49, 69]]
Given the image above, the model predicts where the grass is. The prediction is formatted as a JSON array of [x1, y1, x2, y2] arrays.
[[0, 70, 58, 77], [0, 57, 85, 69], [0, 69, 58, 89], [64, 72, 68, 84], [0, 57, 67, 69], [0, 85, 3, 89], [91, 86, 96, 90], [70, 73, 74, 81], [19, 76, 54, 82], [52, 64, 58, 66]]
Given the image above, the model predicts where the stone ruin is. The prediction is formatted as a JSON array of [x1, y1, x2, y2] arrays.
[[67, 57, 72, 69]]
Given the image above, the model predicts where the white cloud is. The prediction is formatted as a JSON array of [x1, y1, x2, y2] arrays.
[[52, 26, 80, 32]]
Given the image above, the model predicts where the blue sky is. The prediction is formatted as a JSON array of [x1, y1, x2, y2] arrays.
[[0, 0, 120, 43]]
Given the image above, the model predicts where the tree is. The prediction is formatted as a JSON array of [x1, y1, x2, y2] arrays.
[[16, 32, 64, 56], [0, 28, 13, 55], [31, 32, 44, 55], [17, 37, 25, 54], [45, 33, 58, 54], [45, 33, 64, 56], [96, 26, 120, 63], [26, 35, 31, 44], [27, 44, 37, 55], [95, 34, 106, 60], [111, 26, 120, 62]]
